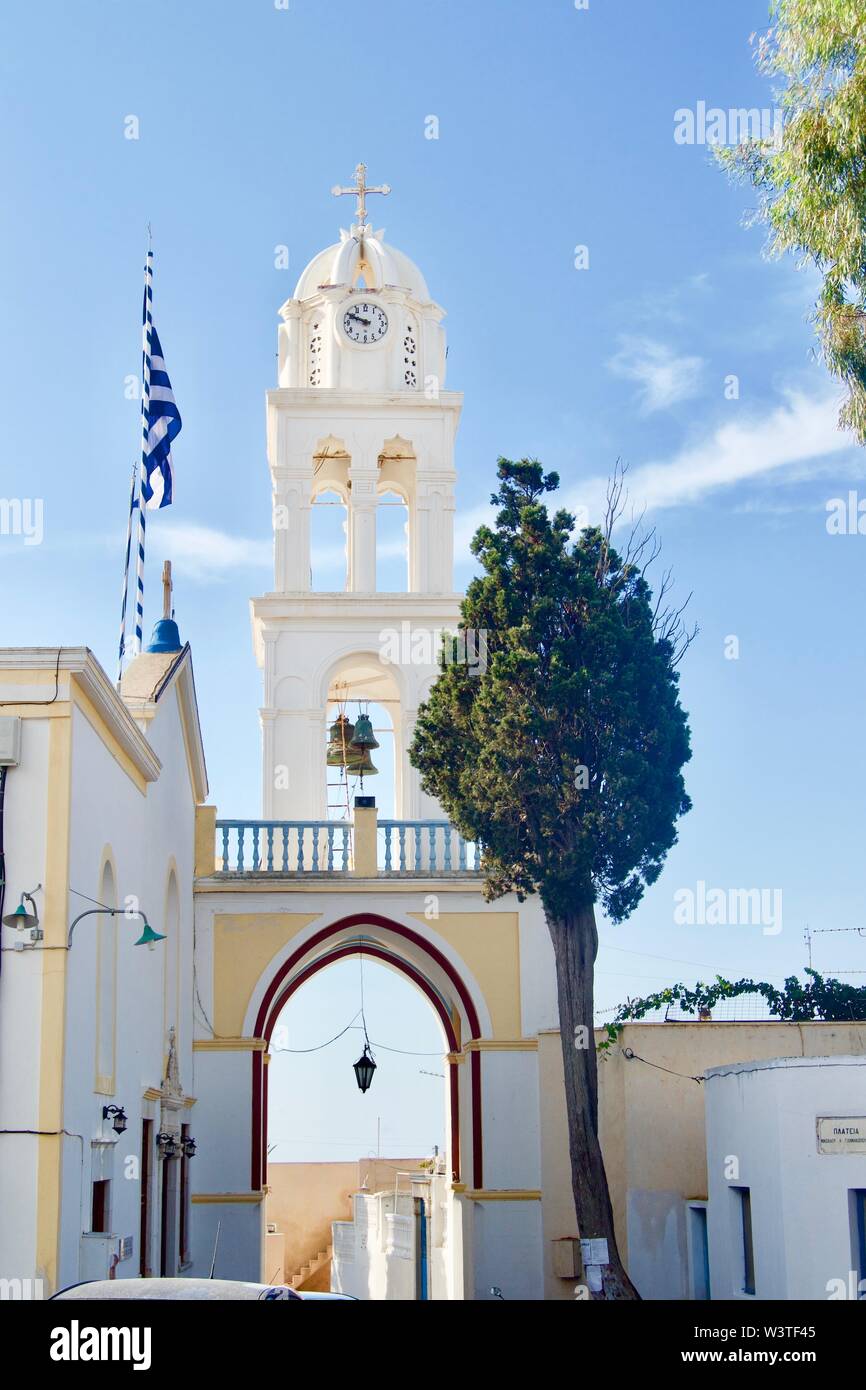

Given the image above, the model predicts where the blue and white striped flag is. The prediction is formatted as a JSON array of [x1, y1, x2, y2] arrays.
[[118, 243, 184, 675], [140, 254, 182, 510]]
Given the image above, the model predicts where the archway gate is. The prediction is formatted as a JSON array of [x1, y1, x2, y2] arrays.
[[188, 864, 554, 1300]]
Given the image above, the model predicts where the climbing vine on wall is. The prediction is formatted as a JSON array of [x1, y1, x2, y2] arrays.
[[598, 969, 866, 1053]]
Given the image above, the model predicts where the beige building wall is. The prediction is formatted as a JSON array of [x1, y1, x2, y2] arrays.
[[266, 1158, 426, 1284], [539, 1021, 866, 1301]]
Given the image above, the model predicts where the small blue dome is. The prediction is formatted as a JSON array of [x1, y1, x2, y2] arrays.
[[146, 618, 182, 654]]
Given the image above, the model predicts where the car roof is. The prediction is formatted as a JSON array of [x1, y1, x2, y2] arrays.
[[51, 1278, 301, 1301]]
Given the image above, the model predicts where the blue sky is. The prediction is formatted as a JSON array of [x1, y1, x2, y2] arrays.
[[3, 1, 865, 1157]]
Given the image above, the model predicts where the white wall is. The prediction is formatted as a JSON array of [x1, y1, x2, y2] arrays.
[[0, 658, 199, 1295], [705, 1056, 866, 1301]]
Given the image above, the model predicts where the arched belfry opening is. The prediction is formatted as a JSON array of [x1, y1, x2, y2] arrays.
[[324, 656, 402, 820]]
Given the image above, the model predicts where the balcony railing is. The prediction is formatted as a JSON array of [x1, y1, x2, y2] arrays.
[[216, 820, 351, 874], [213, 817, 480, 876], [378, 820, 481, 873]]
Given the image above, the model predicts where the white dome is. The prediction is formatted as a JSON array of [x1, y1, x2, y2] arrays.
[[293, 228, 431, 303]]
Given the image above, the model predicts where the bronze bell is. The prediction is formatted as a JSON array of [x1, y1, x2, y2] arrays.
[[326, 714, 355, 768], [345, 746, 378, 778], [349, 711, 380, 751]]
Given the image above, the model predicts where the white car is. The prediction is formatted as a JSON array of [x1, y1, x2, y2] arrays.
[[51, 1278, 302, 1301]]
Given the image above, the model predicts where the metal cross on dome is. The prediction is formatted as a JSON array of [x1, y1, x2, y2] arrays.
[[331, 163, 391, 225]]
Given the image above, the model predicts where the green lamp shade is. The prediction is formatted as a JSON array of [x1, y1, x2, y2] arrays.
[[2, 901, 38, 929], [134, 921, 167, 946]]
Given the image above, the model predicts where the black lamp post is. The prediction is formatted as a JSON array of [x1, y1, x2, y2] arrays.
[[353, 1045, 377, 1094], [102, 1104, 128, 1134]]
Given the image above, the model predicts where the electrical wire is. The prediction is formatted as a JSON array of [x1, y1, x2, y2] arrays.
[[0, 649, 61, 706], [270, 1012, 362, 1054], [621, 1046, 703, 1084], [268, 1015, 446, 1058]]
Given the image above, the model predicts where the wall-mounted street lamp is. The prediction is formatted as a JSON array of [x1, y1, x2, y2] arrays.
[[182, 1136, 197, 1159], [156, 1132, 179, 1159], [67, 907, 165, 950], [102, 1105, 128, 1135], [2, 885, 42, 941]]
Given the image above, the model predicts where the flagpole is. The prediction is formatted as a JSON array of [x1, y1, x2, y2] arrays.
[[134, 235, 154, 655], [116, 462, 138, 686]]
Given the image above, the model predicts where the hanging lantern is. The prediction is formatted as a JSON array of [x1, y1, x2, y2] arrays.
[[326, 714, 355, 767], [353, 1046, 377, 1094], [349, 711, 379, 751]]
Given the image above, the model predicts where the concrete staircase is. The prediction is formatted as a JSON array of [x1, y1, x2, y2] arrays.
[[289, 1242, 333, 1293]]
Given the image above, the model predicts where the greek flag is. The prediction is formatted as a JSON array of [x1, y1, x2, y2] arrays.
[[141, 254, 182, 509]]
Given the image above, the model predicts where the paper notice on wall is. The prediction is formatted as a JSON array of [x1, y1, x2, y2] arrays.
[[580, 1238, 609, 1267], [586, 1264, 603, 1292]]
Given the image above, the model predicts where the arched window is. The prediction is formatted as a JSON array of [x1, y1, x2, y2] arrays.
[[95, 858, 117, 1092], [311, 488, 348, 591], [376, 488, 409, 592]]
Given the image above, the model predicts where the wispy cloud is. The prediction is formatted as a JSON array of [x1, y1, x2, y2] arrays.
[[607, 336, 705, 413], [454, 387, 855, 565], [595, 387, 852, 514], [153, 523, 406, 582], [159, 524, 271, 580]]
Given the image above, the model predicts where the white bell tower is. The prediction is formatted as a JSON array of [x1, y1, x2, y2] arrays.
[[251, 166, 464, 821]]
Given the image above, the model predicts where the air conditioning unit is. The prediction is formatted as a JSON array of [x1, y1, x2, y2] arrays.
[[0, 717, 21, 767]]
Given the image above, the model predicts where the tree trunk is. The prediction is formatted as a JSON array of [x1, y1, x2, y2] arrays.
[[546, 904, 640, 1300]]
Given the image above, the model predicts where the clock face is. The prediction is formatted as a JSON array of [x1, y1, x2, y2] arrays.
[[343, 301, 388, 344]]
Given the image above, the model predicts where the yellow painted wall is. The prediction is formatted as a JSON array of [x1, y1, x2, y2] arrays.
[[212, 914, 320, 1036], [212, 909, 522, 1042], [265, 1158, 425, 1283], [408, 911, 521, 1039], [36, 715, 72, 1291]]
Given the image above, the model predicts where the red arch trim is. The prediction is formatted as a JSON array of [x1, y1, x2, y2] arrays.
[[267, 943, 460, 1052], [254, 913, 482, 1041], [251, 913, 484, 1191]]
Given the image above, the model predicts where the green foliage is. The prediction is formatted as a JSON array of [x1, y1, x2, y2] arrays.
[[409, 459, 692, 923], [717, 0, 866, 440], [598, 968, 866, 1052]]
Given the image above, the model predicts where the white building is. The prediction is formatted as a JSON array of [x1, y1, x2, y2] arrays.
[[704, 1055, 866, 1301], [0, 637, 206, 1296]]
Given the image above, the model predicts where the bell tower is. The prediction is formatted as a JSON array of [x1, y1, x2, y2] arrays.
[[251, 167, 464, 820]]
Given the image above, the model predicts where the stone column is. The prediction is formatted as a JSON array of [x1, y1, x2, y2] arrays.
[[273, 463, 313, 592], [348, 461, 378, 592], [414, 478, 456, 593], [260, 709, 276, 818]]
